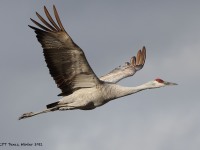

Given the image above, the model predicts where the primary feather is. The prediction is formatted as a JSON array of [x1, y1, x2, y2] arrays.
[[100, 47, 146, 83]]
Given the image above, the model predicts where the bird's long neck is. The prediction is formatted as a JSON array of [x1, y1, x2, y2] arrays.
[[112, 82, 156, 99]]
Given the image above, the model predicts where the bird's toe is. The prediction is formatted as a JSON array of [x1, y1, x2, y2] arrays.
[[18, 112, 34, 120]]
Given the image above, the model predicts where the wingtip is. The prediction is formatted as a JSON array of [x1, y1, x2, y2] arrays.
[[130, 56, 136, 66], [44, 5, 47, 10], [53, 4, 65, 32], [53, 5, 57, 13], [136, 49, 142, 65], [28, 24, 34, 29], [30, 18, 35, 23], [35, 11, 40, 18], [142, 46, 146, 52], [43, 6, 48, 14], [28, 25, 40, 31], [142, 46, 146, 62]]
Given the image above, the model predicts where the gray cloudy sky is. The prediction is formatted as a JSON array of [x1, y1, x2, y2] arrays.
[[1, 0, 200, 150]]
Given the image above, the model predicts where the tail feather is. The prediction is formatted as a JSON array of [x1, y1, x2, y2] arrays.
[[46, 101, 59, 109]]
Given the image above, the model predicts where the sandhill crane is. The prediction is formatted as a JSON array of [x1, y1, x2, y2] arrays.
[[19, 5, 177, 120]]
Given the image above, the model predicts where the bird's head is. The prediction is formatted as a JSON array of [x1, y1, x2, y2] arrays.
[[151, 78, 178, 88], [145, 78, 177, 89]]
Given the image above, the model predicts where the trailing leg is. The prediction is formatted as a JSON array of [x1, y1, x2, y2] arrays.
[[18, 107, 57, 120]]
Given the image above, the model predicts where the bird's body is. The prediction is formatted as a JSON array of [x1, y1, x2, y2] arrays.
[[57, 83, 142, 110], [58, 84, 111, 110], [19, 5, 177, 120]]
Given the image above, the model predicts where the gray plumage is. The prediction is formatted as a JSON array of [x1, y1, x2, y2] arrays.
[[19, 5, 177, 120]]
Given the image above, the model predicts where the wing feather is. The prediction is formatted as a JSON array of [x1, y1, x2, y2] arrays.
[[30, 6, 101, 96], [53, 5, 66, 31], [36, 12, 57, 31], [44, 6, 60, 31], [30, 18, 51, 32], [142, 46, 146, 63], [100, 47, 146, 83]]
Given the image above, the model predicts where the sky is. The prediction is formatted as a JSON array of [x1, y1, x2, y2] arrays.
[[1, 0, 200, 150]]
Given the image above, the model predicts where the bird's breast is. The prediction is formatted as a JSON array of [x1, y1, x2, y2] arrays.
[[59, 84, 117, 109]]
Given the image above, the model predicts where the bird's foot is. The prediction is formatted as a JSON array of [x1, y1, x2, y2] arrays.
[[19, 112, 34, 120]]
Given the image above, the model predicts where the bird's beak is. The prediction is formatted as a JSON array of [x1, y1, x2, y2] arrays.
[[165, 81, 178, 86]]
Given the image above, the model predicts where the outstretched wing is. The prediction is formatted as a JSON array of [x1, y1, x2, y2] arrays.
[[100, 47, 146, 83], [29, 5, 101, 96]]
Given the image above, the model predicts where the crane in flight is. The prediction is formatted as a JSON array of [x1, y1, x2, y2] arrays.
[[19, 5, 177, 120]]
